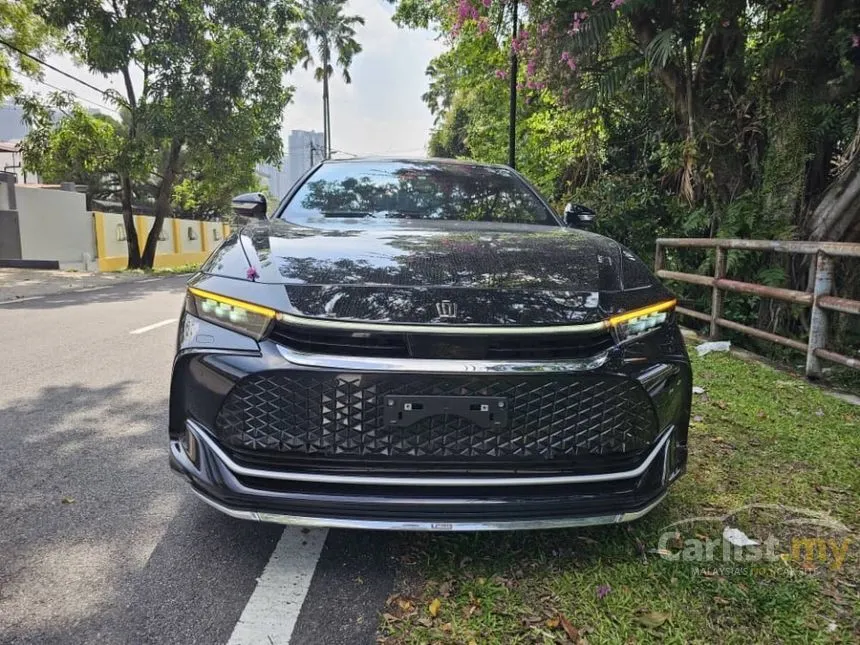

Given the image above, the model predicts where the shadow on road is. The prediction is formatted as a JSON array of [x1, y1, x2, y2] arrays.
[[0, 381, 282, 645], [0, 275, 190, 311]]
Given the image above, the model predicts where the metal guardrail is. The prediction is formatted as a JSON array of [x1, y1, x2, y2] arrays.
[[655, 238, 860, 377]]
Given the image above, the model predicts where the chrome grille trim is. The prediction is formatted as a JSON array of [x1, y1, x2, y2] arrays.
[[275, 344, 610, 372]]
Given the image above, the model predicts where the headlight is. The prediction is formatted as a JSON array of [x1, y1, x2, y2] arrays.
[[185, 287, 275, 340], [607, 299, 676, 343]]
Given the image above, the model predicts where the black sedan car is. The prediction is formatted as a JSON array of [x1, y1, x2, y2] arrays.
[[169, 158, 691, 531]]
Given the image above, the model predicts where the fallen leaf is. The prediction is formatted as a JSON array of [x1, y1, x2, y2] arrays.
[[397, 598, 414, 612], [546, 616, 560, 628], [559, 613, 580, 642], [636, 611, 670, 629], [713, 596, 730, 606], [417, 617, 433, 627], [438, 581, 453, 597], [381, 612, 400, 623], [692, 386, 705, 394], [441, 622, 452, 632], [61, 496, 75, 504], [428, 597, 441, 618]]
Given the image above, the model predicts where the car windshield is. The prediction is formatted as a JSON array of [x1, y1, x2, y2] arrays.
[[279, 160, 559, 226]]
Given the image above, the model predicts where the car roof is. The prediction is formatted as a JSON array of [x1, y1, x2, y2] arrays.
[[320, 156, 511, 171]]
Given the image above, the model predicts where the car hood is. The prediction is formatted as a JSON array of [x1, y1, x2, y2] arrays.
[[208, 220, 662, 325]]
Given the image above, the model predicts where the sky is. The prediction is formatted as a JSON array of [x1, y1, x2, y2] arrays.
[[17, 0, 444, 159]]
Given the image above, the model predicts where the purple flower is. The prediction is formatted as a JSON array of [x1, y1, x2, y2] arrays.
[[853, 34, 860, 48], [596, 584, 612, 599], [610, 0, 625, 9], [246, 267, 259, 281], [482, 0, 491, 7], [494, 68, 508, 79]]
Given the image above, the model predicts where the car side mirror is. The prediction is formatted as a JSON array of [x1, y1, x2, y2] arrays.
[[563, 202, 596, 230], [231, 192, 267, 219]]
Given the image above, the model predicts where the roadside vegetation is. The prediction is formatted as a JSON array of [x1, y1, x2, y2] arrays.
[[378, 347, 860, 644]]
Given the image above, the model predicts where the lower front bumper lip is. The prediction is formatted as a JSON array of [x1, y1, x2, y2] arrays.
[[190, 486, 668, 532]]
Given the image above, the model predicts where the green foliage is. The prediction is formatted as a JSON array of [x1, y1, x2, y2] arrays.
[[0, 0, 53, 101], [21, 101, 122, 188]]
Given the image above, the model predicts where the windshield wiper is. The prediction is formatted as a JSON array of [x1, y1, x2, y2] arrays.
[[321, 210, 375, 218]]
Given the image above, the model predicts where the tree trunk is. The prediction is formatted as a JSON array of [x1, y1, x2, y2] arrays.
[[807, 153, 860, 242], [322, 76, 328, 159], [119, 173, 142, 269], [323, 66, 330, 157], [140, 138, 183, 268]]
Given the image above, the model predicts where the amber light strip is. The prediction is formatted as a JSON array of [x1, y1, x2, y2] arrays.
[[606, 299, 677, 328]]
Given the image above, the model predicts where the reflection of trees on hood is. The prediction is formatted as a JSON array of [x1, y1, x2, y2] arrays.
[[299, 163, 550, 224], [268, 228, 605, 290], [286, 284, 600, 325]]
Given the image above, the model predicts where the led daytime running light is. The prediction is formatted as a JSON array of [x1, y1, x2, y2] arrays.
[[607, 299, 677, 328], [187, 287, 276, 318]]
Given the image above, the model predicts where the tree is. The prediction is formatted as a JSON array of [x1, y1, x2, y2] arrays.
[[36, 0, 303, 268], [20, 99, 123, 204], [298, 0, 364, 157], [0, 0, 52, 101]]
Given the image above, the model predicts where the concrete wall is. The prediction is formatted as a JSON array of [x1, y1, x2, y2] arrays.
[[93, 212, 231, 271], [15, 186, 95, 269]]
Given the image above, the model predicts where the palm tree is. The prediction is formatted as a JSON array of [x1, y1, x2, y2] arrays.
[[299, 0, 364, 158]]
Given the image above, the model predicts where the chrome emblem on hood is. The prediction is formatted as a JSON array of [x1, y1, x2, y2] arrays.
[[435, 300, 458, 319]]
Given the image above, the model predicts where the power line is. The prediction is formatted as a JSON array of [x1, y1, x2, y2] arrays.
[[11, 68, 120, 115], [0, 38, 113, 97]]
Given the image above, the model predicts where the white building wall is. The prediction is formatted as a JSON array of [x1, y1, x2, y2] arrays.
[[15, 186, 95, 269]]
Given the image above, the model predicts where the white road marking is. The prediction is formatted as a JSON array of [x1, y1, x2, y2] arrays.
[[137, 277, 162, 283], [228, 527, 328, 645], [0, 296, 43, 305], [129, 318, 178, 335], [77, 286, 111, 292]]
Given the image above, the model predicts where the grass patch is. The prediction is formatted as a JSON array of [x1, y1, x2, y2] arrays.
[[112, 263, 200, 276], [379, 350, 859, 644]]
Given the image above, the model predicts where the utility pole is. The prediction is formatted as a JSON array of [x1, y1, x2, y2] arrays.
[[508, 0, 518, 169]]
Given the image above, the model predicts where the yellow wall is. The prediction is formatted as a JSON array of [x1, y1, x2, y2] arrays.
[[92, 212, 229, 271]]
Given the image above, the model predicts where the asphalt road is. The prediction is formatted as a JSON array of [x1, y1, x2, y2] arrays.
[[0, 276, 397, 645]]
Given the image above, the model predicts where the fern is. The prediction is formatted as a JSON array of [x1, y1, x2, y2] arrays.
[[646, 29, 676, 70]]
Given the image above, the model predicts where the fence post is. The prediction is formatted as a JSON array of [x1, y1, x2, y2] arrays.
[[806, 252, 833, 378], [654, 240, 664, 273], [710, 246, 726, 339]]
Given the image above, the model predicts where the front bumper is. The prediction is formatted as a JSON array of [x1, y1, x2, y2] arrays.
[[169, 312, 691, 531]]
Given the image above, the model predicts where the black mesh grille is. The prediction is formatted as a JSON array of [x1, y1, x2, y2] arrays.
[[213, 373, 658, 463]]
